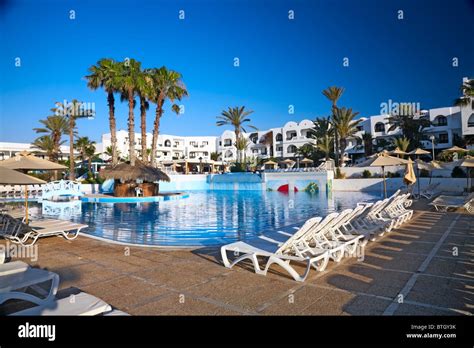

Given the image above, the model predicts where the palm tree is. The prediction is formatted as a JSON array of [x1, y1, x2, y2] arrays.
[[146, 67, 188, 166], [393, 136, 410, 154], [74, 136, 96, 172], [117, 59, 143, 166], [52, 100, 93, 180], [234, 135, 250, 164], [32, 136, 61, 160], [217, 106, 256, 163], [361, 132, 374, 157], [386, 112, 430, 150], [33, 115, 68, 163], [135, 69, 151, 162], [322, 86, 345, 166], [311, 117, 334, 160], [333, 107, 362, 156], [85, 58, 120, 165], [454, 78, 474, 108]]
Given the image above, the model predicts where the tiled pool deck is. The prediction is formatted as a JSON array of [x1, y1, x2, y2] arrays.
[[1, 201, 473, 315]]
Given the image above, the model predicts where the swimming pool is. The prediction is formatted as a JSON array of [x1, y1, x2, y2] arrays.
[[30, 190, 382, 247]]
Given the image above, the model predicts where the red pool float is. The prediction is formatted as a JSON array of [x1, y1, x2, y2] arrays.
[[277, 184, 298, 193]]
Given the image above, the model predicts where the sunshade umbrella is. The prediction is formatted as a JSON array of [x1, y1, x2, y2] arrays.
[[403, 159, 416, 186], [443, 146, 468, 153], [417, 160, 444, 184], [281, 159, 295, 168], [0, 167, 46, 223], [460, 156, 474, 193], [391, 147, 407, 158], [300, 158, 313, 167], [0, 151, 67, 171], [357, 152, 408, 198], [263, 160, 278, 169], [408, 148, 431, 197]]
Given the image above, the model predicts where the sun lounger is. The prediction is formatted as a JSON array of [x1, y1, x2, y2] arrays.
[[429, 193, 474, 213], [221, 217, 330, 282], [1, 215, 88, 245], [0, 267, 59, 306], [0, 261, 29, 276], [11, 292, 112, 316]]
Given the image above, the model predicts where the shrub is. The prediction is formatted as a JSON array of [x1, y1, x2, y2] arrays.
[[386, 171, 401, 178], [451, 166, 466, 178], [230, 163, 246, 172], [362, 170, 372, 178]]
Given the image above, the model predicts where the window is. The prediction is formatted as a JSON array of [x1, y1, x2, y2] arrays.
[[202, 141, 208, 146], [287, 132, 297, 140], [434, 116, 447, 126], [164, 140, 171, 147], [374, 122, 385, 132], [252, 149, 259, 154], [276, 133, 283, 142], [276, 146, 283, 152], [287, 145, 297, 153], [468, 113, 474, 127], [224, 139, 232, 146], [356, 126, 363, 131], [438, 133, 449, 144]]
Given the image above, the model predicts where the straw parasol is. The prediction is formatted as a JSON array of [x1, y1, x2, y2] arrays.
[[0, 151, 67, 171], [460, 156, 474, 193], [100, 160, 170, 183], [300, 158, 314, 168], [391, 147, 407, 157], [443, 146, 468, 153], [281, 159, 295, 168], [0, 167, 46, 223], [403, 158, 416, 186], [408, 148, 431, 196], [263, 160, 278, 169], [357, 152, 408, 198]]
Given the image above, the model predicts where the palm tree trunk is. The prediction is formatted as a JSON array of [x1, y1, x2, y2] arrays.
[[140, 96, 147, 162], [150, 97, 164, 167], [69, 118, 75, 180], [128, 90, 136, 166], [107, 91, 118, 165]]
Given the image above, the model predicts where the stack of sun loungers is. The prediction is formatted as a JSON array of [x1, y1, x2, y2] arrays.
[[0, 209, 88, 246], [0, 185, 43, 200], [220, 189, 414, 282], [0, 261, 127, 316]]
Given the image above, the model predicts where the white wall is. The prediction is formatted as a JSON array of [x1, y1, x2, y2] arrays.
[[333, 178, 468, 193]]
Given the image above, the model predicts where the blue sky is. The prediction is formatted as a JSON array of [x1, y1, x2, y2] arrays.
[[1, 0, 473, 143]]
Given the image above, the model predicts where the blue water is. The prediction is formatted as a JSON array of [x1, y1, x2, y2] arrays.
[[28, 190, 382, 247]]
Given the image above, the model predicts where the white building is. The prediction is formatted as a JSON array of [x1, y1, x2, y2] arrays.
[[0, 142, 76, 161]]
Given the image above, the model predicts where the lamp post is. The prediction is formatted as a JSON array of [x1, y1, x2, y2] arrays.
[[429, 135, 435, 160], [199, 156, 203, 174]]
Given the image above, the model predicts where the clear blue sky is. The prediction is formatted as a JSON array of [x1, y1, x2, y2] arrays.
[[1, 0, 473, 143]]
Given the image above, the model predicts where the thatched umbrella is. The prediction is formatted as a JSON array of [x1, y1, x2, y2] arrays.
[[0, 167, 46, 223], [100, 160, 170, 197], [443, 146, 468, 153], [280, 159, 295, 168], [300, 158, 314, 168], [0, 151, 67, 171], [391, 147, 407, 158]]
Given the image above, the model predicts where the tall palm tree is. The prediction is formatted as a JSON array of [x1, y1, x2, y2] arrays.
[[53, 100, 93, 180], [216, 106, 256, 163], [33, 115, 69, 163], [146, 67, 188, 166], [454, 78, 474, 108], [322, 86, 345, 166], [386, 112, 430, 150], [136, 70, 150, 162], [361, 132, 374, 157], [235, 135, 250, 164], [85, 58, 120, 165], [310, 117, 333, 160], [117, 59, 143, 166], [332, 107, 362, 156]]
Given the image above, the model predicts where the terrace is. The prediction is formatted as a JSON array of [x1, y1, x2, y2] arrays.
[[1, 201, 471, 316]]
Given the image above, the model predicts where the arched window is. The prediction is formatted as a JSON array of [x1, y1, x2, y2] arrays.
[[224, 150, 233, 158], [434, 115, 447, 126], [164, 140, 171, 147], [287, 145, 297, 154], [275, 133, 283, 141], [374, 122, 385, 132], [468, 113, 474, 127]]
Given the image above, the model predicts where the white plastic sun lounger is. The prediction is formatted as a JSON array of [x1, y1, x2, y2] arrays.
[[0, 267, 59, 306], [11, 292, 112, 316], [221, 217, 330, 282], [429, 193, 474, 213], [0, 261, 30, 276]]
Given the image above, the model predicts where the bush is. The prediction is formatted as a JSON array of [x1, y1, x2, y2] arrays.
[[230, 163, 246, 172], [386, 171, 401, 178], [451, 166, 466, 178], [362, 170, 372, 178]]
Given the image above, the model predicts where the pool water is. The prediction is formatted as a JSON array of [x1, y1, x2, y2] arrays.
[[29, 190, 382, 247]]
